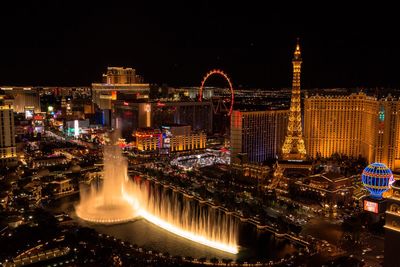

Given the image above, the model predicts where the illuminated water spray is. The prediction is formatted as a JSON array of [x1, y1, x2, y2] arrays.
[[76, 135, 238, 254], [75, 144, 139, 224]]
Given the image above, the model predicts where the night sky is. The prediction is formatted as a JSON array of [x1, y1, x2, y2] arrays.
[[0, 2, 398, 89]]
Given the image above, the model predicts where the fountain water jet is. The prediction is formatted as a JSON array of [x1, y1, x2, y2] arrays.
[[75, 144, 139, 224], [132, 179, 239, 254], [76, 134, 238, 254]]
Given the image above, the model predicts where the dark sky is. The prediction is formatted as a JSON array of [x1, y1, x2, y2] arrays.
[[0, 2, 398, 89]]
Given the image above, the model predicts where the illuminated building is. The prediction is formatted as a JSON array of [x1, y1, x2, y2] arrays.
[[114, 102, 152, 140], [169, 87, 214, 99], [134, 128, 162, 152], [384, 178, 400, 267], [151, 101, 213, 133], [231, 163, 270, 179], [50, 178, 74, 197], [281, 39, 307, 160], [289, 172, 353, 207], [0, 93, 17, 167], [230, 109, 289, 163], [0, 86, 41, 114], [92, 67, 150, 110], [59, 96, 94, 119], [23, 181, 42, 207], [31, 155, 68, 169], [375, 96, 400, 169], [102, 66, 143, 84], [169, 133, 206, 152], [61, 96, 73, 117], [114, 100, 212, 141], [133, 125, 205, 153], [304, 93, 400, 169], [162, 124, 206, 153]]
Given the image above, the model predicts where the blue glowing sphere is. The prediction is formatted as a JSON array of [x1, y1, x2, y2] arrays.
[[362, 162, 394, 199]]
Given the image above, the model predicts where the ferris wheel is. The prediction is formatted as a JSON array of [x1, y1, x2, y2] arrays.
[[198, 69, 234, 116]]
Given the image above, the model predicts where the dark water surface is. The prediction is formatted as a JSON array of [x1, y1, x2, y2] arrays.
[[47, 195, 297, 260]]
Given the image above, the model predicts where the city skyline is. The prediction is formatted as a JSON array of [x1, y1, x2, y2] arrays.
[[2, 3, 400, 266], [1, 2, 400, 88]]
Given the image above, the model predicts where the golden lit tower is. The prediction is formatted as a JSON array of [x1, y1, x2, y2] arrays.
[[281, 39, 307, 160]]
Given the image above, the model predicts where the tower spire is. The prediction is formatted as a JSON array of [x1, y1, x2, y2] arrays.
[[294, 38, 301, 60], [281, 39, 307, 160]]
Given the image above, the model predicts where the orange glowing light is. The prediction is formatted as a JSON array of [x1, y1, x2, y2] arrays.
[[111, 91, 117, 100]]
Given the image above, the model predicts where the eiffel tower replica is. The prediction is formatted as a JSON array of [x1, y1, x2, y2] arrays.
[[274, 39, 313, 179]]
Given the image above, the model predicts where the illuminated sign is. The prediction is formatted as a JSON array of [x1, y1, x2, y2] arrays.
[[157, 102, 166, 107], [74, 120, 79, 138], [99, 94, 113, 99], [111, 91, 117, 100], [364, 200, 378, 213], [33, 115, 43, 121], [25, 110, 33, 119]]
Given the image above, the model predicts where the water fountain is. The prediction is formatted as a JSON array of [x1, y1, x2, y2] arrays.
[[75, 144, 139, 224], [133, 180, 238, 254], [76, 137, 238, 254]]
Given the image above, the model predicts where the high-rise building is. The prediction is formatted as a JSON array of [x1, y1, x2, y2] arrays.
[[166, 125, 206, 153], [134, 128, 162, 152], [230, 109, 289, 163], [151, 101, 213, 133], [0, 87, 41, 114], [375, 97, 400, 169], [304, 93, 400, 170], [114, 100, 213, 141], [133, 125, 206, 153], [102, 67, 143, 84], [0, 93, 17, 167], [92, 67, 150, 110], [281, 39, 307, 160]]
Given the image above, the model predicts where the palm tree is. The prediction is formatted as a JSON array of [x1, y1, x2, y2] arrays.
[[222, 258, 233, 266], [198, 257, 207, 265], [210, 257, 219, 266]]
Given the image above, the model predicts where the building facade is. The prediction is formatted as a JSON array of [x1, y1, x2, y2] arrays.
[[169, 132, 206, 152], [230, 109, 289, 163], [133, 125, 206, 153], [92, 67, 150, 110], [304, 93, 400, 169], [0, 96, 17, 166], [114, 100, 213, 141], [134, 128, 162, 152], [290, 172, 354, 207], [151, 101, 213, 133], [1, 87, 41, 114], [102, 67, 143, 84], [231, 163, 270, 179]]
